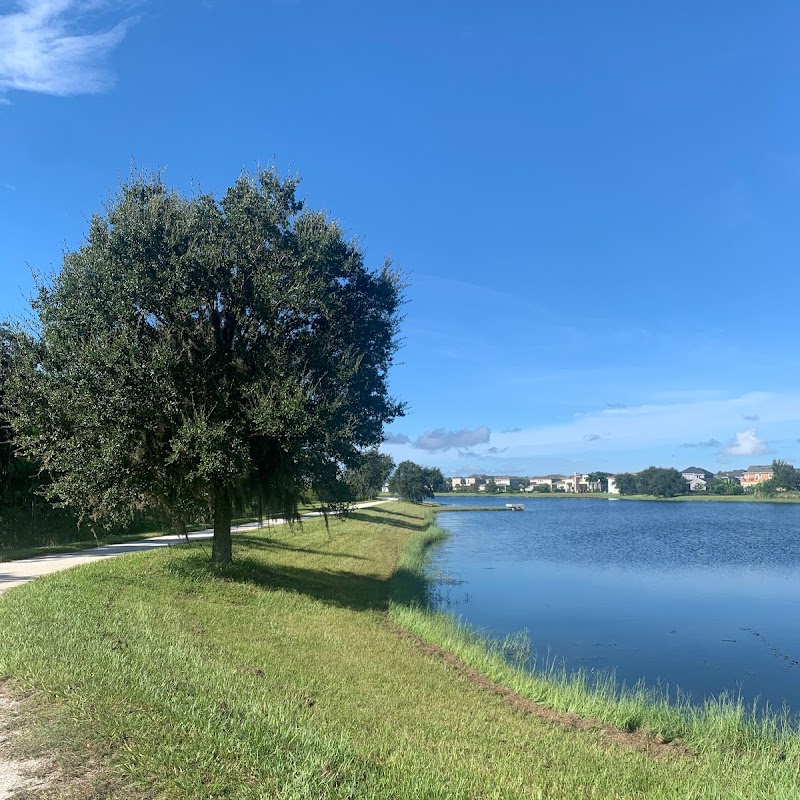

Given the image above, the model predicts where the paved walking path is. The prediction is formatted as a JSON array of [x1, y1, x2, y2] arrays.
[[0, 500, 392, 596]]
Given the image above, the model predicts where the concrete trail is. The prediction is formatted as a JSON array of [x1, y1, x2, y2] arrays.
[[0, 499, 392, 597]]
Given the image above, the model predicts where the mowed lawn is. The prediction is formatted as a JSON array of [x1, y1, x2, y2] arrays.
[[0, 502, 796, 798]]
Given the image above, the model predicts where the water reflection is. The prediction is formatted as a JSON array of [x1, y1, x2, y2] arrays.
[[431, 496, 800, 712]]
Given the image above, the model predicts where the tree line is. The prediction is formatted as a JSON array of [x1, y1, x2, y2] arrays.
[[613, 461, 800, 498]]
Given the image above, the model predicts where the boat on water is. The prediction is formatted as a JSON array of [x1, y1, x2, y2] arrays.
[[505, 503, 525, 511]]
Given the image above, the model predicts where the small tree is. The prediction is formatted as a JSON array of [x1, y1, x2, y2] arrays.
[[7, 169, 404, 565], [614, 473, 638, 495], [772, 460, 800, 492], [344, 450, 395, 501], [388, 461, 434, 503], [709, 479, 744, 495], [422, 466, 446, 494], [587, 471, 610, 492], [637, 466, 687, 498]]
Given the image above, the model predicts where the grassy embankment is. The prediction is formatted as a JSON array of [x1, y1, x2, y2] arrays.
[[1, 502, 799, 798]]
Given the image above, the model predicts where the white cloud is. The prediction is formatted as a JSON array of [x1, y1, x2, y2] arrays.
[[722, 429, 770, 457], [0, 1, 133, 98]]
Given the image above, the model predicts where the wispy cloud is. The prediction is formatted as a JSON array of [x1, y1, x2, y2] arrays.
[[680, 439, 721, 449], [722, 429, 770, 457], [414, 426, 491, 452], [383, 432, 411, 445], [743, 414, 760, 421], [584, 433, 601, 441], [606, 402, 627, 409], [0, 1, 134, 99], [2, 182, 16, 191]]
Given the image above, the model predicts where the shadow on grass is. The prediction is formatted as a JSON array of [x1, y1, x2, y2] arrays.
[[362, 507, 421, 520], [166, 553, 428, 614], [232, 535, 367, 560], [343, 511, 424, 531]]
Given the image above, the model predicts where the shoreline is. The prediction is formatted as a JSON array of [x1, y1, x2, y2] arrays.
[[432, 491, 800, 503], [411, 504, 800, 732]]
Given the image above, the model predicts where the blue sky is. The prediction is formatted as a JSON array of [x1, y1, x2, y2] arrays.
[[2, 1, 800, 478]]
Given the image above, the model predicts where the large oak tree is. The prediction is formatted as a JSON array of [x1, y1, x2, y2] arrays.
[[7, 169, 404, 564]]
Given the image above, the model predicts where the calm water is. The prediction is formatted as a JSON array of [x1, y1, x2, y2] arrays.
[[431, 496, 800, 713]]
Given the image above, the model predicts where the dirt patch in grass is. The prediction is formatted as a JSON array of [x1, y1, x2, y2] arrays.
[[0, 682, 55, 799], [0, 680, 118, 800], [392, 625, 694, 760]]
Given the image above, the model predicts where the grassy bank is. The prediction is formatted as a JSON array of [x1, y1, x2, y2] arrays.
[[0, 503, 798, 797]]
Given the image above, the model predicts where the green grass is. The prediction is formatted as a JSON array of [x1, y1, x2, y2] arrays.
[[0, 502, 799, 797], [609, 493, 800, 503]]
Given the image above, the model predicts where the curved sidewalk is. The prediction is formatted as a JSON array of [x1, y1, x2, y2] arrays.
[[0, 500, 392, 596]]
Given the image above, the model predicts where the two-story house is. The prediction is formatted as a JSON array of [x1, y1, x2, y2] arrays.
[[741, 466, 774, 489], [681, 466, 715, 491]]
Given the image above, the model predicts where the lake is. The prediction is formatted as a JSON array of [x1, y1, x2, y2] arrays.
[[431, 496, 800, 714]]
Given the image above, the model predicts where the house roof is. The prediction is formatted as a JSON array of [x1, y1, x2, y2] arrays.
[[745, 465, 773, 473], [681, 466, 714, 475]]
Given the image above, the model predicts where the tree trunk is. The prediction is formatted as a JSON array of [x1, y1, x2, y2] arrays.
[[211, 487, 233, 566], [174, 518, 187, 539]]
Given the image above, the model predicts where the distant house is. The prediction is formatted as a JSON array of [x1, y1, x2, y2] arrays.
[[449, 475, 486, 491], [716, 470, 745, 485], [607, 475, 620, 494], [681, 466, 715, 492], [557, 473, 591, 493], [741, 465, 774, 489], [526, 475, 560, 491]]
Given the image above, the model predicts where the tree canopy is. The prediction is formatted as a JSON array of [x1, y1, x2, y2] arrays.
[[388, 461, 441, 503], [770, 460, 800, 492], [587, 471, 610, 491], [636, 466, 687, 498], [613, 469, 686, 497], [344, 450, 395, 501], [709, 478, 744, 495], [613, 473, 638, 495], [6, 169, 404, 564]]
